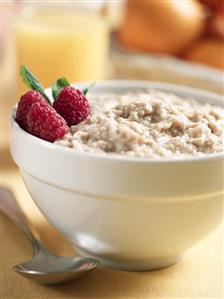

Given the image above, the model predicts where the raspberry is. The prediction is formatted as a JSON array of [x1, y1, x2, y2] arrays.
[[27, 101, 69, 142], [53, 87, 91, 126], [16, 91, 46, 130]]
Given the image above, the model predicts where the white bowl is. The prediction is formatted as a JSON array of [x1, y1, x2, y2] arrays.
[[10, 80, 224, 271]]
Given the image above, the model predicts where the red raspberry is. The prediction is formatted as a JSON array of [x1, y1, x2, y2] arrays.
[[53, 87, 91, 126], [16, 91, 46, 130], [27, 101, 69, 142]]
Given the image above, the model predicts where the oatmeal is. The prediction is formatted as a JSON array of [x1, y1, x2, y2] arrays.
[[55, 91, 224, 158]]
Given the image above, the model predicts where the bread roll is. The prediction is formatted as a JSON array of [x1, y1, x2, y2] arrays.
[[184, 39, 224, 70], [118, 0, 205, 55]]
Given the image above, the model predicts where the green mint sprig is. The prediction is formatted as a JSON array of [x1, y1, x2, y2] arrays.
[[20, 65, 51, 105], [20, 65, 95, 103], [83, 82, 95, 96], [52, 78, 95, 100], [52, 77, 70, 101]]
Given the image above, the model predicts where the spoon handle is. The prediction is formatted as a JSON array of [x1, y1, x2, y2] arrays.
[[0, 187, 44, 253]]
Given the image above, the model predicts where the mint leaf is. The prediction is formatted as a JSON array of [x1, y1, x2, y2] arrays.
[[82, 82, 95, 96], [52, 77, 70, 101], [20, 65, 51, 104]]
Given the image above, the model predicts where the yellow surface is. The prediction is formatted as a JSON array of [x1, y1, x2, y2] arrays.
[[1, 82, 223, 299], [15, 10, 109, 96]]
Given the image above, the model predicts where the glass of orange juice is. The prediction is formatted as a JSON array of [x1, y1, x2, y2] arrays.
[[15, 2, 109, 95]]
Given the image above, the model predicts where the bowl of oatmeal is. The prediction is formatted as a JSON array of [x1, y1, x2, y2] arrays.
[[10, 80, 224, 271]]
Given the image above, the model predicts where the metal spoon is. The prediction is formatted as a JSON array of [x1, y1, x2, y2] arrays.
[[0, 187, 100, 284]]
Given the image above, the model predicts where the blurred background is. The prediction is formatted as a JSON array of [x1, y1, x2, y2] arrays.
[[1, 0, 224, 94], [1, 0, 224, 148]]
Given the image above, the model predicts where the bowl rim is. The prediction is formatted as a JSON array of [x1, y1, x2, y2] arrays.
[[11, 79, 224, 164]]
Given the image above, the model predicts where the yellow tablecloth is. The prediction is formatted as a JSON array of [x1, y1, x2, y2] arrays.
[[1, 82, 223, 299]]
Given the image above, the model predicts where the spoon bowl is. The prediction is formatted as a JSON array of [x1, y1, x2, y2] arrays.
[[13, 255, 99, 284], [0, 187, 100, 284]]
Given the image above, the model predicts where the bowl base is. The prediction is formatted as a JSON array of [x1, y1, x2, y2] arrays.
[[75, 247, 182, 271]]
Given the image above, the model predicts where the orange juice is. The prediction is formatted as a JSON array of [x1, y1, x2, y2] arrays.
[[15, 10, 109, 95]]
